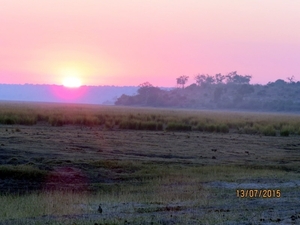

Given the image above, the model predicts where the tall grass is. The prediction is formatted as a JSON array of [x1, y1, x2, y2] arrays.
[[1, 102, 300, 135]]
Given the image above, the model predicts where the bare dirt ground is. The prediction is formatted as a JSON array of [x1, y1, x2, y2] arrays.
[[0, 124, 300, 224]]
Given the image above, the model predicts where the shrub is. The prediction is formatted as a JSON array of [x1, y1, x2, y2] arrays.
[[243, 126, 258, 135], [4, 117, 15, 125], [139, 122, 157, 130], [19, 116, 37, 125], [217, 124, 229, 133], [114, 118, 121, 125], [261, 125, 276, 136], [105, 121, 113, 129], [82, 117, 99, 126], [196, 123, 205, 131], [119, 120, 127, 129], [49, 117, 64, 126], [128, 121, 138, 129], [119, 120, 139, 130], [280, 129, 290, 136], [166, 123, 191, 131], [204, 124, 216, 132], [36, 113, 48, 122]]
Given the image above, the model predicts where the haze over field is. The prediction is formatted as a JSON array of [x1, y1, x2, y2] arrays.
[[1, 0, 300, 87], [0, 84, 139, 104]]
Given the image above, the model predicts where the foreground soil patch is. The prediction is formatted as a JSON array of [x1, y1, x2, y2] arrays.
[[0, 124, 299, 224]]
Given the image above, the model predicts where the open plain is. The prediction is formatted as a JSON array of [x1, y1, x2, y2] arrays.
[[0, 102, 299, 224]]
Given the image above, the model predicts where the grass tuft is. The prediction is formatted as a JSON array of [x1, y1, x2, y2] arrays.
[[166, 122, 191, 131], [261, 125, 277, 136]]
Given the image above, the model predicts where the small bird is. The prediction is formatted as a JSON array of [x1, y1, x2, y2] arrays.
[[98, 205, 103, 213]]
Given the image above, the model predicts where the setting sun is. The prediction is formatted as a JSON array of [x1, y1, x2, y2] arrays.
[[62, 77, 82, 88], [60, 67, 83, 88]]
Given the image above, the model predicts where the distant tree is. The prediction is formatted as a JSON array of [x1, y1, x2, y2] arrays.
[[213, 86, 224, 102], [226, 71, 252, 84], [138, 82, 153, 88], [237, 84, 254, 95], [137, 82, 152, 105], [195, 74, 215, 86], [225, 71, 235, 83], [215, 73, 226, 84], [185, 83, 198, 91], [205, 75, 215, 85], [115, 94, 135, 105], [137, 82, 163, 105], [287, 76, 295, 83], [137, 82, 154, 94], [195, 74, 207, 86], [176, 75, 189, 88], [274, 79, 286, 86]]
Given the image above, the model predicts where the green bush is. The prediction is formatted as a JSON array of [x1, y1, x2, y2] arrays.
[[119, 120, 139, 130], [81, 117, 99, 126], [280, 129, 290, 136], [204, 124, 216, 132], [261, 125, 276, 136], [105, 121, 113, 129], [243, 126, 258, 135], [217, 124, 229, 133], [36, 113, 48, 122], [4, 117, 15, 125], [196, 123, 205, 131], [128, 121, 138, 129], [19, 116, 37, 125], [49, 117, 64, 126], [139, 122, 157, 130], [119, 120, 127, 129], [166, 123, 191, 131]]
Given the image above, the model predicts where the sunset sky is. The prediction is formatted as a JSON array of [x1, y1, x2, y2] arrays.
[[1, 0, 299, 87]]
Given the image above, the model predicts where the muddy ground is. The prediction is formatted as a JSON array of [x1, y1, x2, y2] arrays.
[[0, 124, 300, 224]]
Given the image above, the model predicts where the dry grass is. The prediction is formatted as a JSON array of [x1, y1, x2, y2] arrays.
[[1, 102, 300, 135]]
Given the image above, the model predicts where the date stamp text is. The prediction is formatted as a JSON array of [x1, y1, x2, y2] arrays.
[[236, 189, 281, 198]]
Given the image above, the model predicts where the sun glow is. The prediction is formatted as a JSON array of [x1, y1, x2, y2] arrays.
[[60, 68, 82, 88], [62, 77, 82, 88]]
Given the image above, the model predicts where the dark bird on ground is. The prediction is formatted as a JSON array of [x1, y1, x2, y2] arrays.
[[98, 205, 103, 213]]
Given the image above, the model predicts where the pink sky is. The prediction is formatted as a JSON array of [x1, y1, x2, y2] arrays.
[[1, 0, 300, 87]]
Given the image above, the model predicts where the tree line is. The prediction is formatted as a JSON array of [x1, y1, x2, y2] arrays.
[[115, 71, 300, 112], [176, 71, 253, 89]]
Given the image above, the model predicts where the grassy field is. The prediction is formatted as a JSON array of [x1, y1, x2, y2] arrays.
[[0, 102, 300, 224], [1, 101, 300, 135]]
